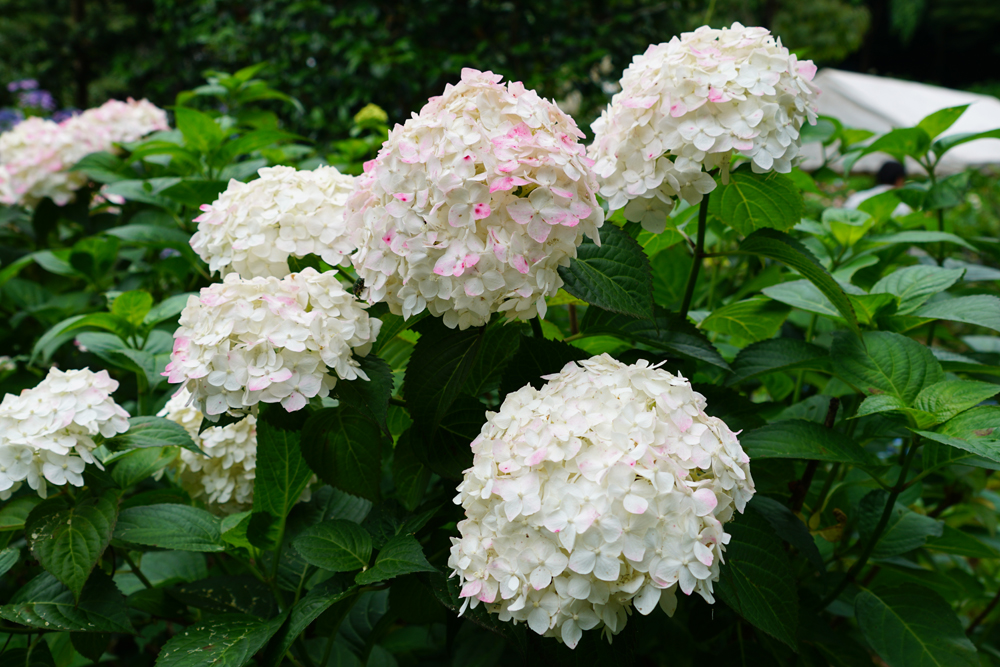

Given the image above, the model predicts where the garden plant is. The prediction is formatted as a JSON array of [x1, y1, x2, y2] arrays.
[[0, 22, 999, 667]]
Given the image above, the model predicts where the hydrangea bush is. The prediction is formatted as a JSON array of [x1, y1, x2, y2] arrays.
[[0, 36, 999, 667]]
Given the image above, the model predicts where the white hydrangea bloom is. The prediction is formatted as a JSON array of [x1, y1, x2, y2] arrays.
[[0, 368, 130, 499], [448, 354, 755, 647], [67, 97, 169, 149], [163, 268, 381, 418], [190, 166, 358, 279], [348, 68, 604, 330], [589, 23, 818, 233], [0, 117, 91, 207]]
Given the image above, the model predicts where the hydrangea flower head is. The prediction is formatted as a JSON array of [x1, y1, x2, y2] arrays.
[[448, 354, 754, 647], [589, 23, 818, 232], [348, 68, 604, 330], [159, 389, 305, 515], [68, 97, 169, 149], [163, 268, 381, 418], [190, 166, 357, 278], [0, 368, 130, 499], [0, 117, 91, 207]]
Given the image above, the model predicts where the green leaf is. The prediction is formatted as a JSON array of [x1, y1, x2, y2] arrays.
[[856, 394, 909, 419], [334, 354, 393, 432], [252, 420, 313, 522], [144, 293, 195, 327], [926, 172, 971, 210], [913, 380, 998, 427], [854, 587, 978, 667], [924, 525, 999, 559], [170, 575, 275, 618], [0, 496, 42, 531], [850, 293, 897, 326], [915, 295, 1000, 333], [411, 394, 484, 480], [259, 576, 356, 667], [69, 151, 132, 183], [933, 127, 1000, 157], [715, 510, 798, 649], [857, 490, 943, 558], [699, 296, 790, 343], [214, 129, 300, 165], [31, 313, 132, 363], [865, 231, 976, 252], [71, 632, 110, 662], [581, 306, 730, 370], [830, 331, 943, 403], [727, 339, 831, 386], [392, 430, 431, 512], [70, 235, 120, 282], [709, 170, 803, 235], [294, 520, 373, 572], [114, 504, 226, 552], [106, 224, 192, 252], [174, 107, 226, 153], [0, 547, 19, 578], [739, 229, 859, 335], [862, 127, 932, 162], [650, 245, 692, 310], [823, 208, 873, 247], [915, 406, 1000, 464], [105, 416, 203, 454], [461, 321, 523, 397], [155, 613, 286, 667], [871, 266, 966, 315], [749, 497, 824, 570], [159, 179, 230, 208], [354, 534, 437, 585], [740, 419, 880, 469], [26, 489, 119, 602], [112, 447, 176, 488], [557, 224, 654, 319], [918, 105, 969, 140], [498, 335, 589, 397], [112, 290, 154, 326], [300, 408, 383, 502], [0, 571, 134, 634], [403, 318, 483, 432], [762, 279, 846, 321]]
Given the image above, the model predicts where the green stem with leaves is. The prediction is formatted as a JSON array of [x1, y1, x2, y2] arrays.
[[679, 194, 710, 319]]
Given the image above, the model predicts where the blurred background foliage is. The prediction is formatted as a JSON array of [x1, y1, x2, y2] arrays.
[[1, 0, 998, 144]]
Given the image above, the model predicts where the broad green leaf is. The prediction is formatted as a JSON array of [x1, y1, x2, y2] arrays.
[[31, 313, 132, 363], [214, 129, 299, 165], [830, 331, 943, 403], [709, 170, 803, 235], [557, 225, 654, 319], [763, 280, 844, 321], [850, 293, 897, 325], [260, 576, 356, 667], [170, 575, 275, 619], [174, 107, 226, 153], [913, 380, 998, 427], [112, 447, 176, 488], [106, 224, 192, 252], [822, 208, 872, 247], [70, 235, 120, 282], [864, 230, 976, 252], [411, 394, 484, 480], [354, 534, 437, 585], [0, 571, 134, 634], [498, 335, 589, 397], [301, 408, 383, 502], [727, 338, 830, 385], [857, 490, 943, 558], [871, 266, 966, 315], [0, 496, 42, 531], [856, 394, 908, 419], [581, 306, 730, 370], [114, 504, 226, 552], [0, 547, 19, 577], [739, 229, 859, 335], [924, 525, 999, 559], [26, 489, 119, 602], [71, 632, 110, 662], [334, 354, 393, 431], [159, 179, 230, 208], [858, 190, 904, 223], [934, 127, 1000, 156], [699, 296, 790, 343], [926, 172, 971, 210], [294, 520, 373, 572], [915, 406, 1000, 464], [104, 177, 181, 208], [105, 416, 203, 454], [740, 419, 880, 469], [715, 510, 798, 649], [112, 290, 154, 326], [252, 420, 313, 521], [862, 127, 932, 162], [749, 497, 824, 570], [650, 245, 692, 310], [916, 295, 1000, 333], [854, 587, 978, 667], [392, 430, 431, 512], [144, 293, 195, 327], [918, 105, 969, 140], [69, 151, 132, 183], [155, 613, 286, 667], [461, 321, 523, 397], [403, 317, 483, 431]]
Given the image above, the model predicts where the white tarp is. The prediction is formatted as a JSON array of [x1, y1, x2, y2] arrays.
[[800, 68, 1000, 173]]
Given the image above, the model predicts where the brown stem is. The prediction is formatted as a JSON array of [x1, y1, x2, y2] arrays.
[[968, 586, 1000, 636], [789, 398, 839, 514], [568, 304, 579, 335]]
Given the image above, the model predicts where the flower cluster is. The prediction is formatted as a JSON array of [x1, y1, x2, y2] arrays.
[[0, 368, 130, 499], [448, 354, 754, 647], [589, 23, 818, 232], [163, 268, 382, 417], [190, 165, 357, 279], [159, 389, 259, 514], [0, 98, 167, 208], [348, 68, 604, 330]]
